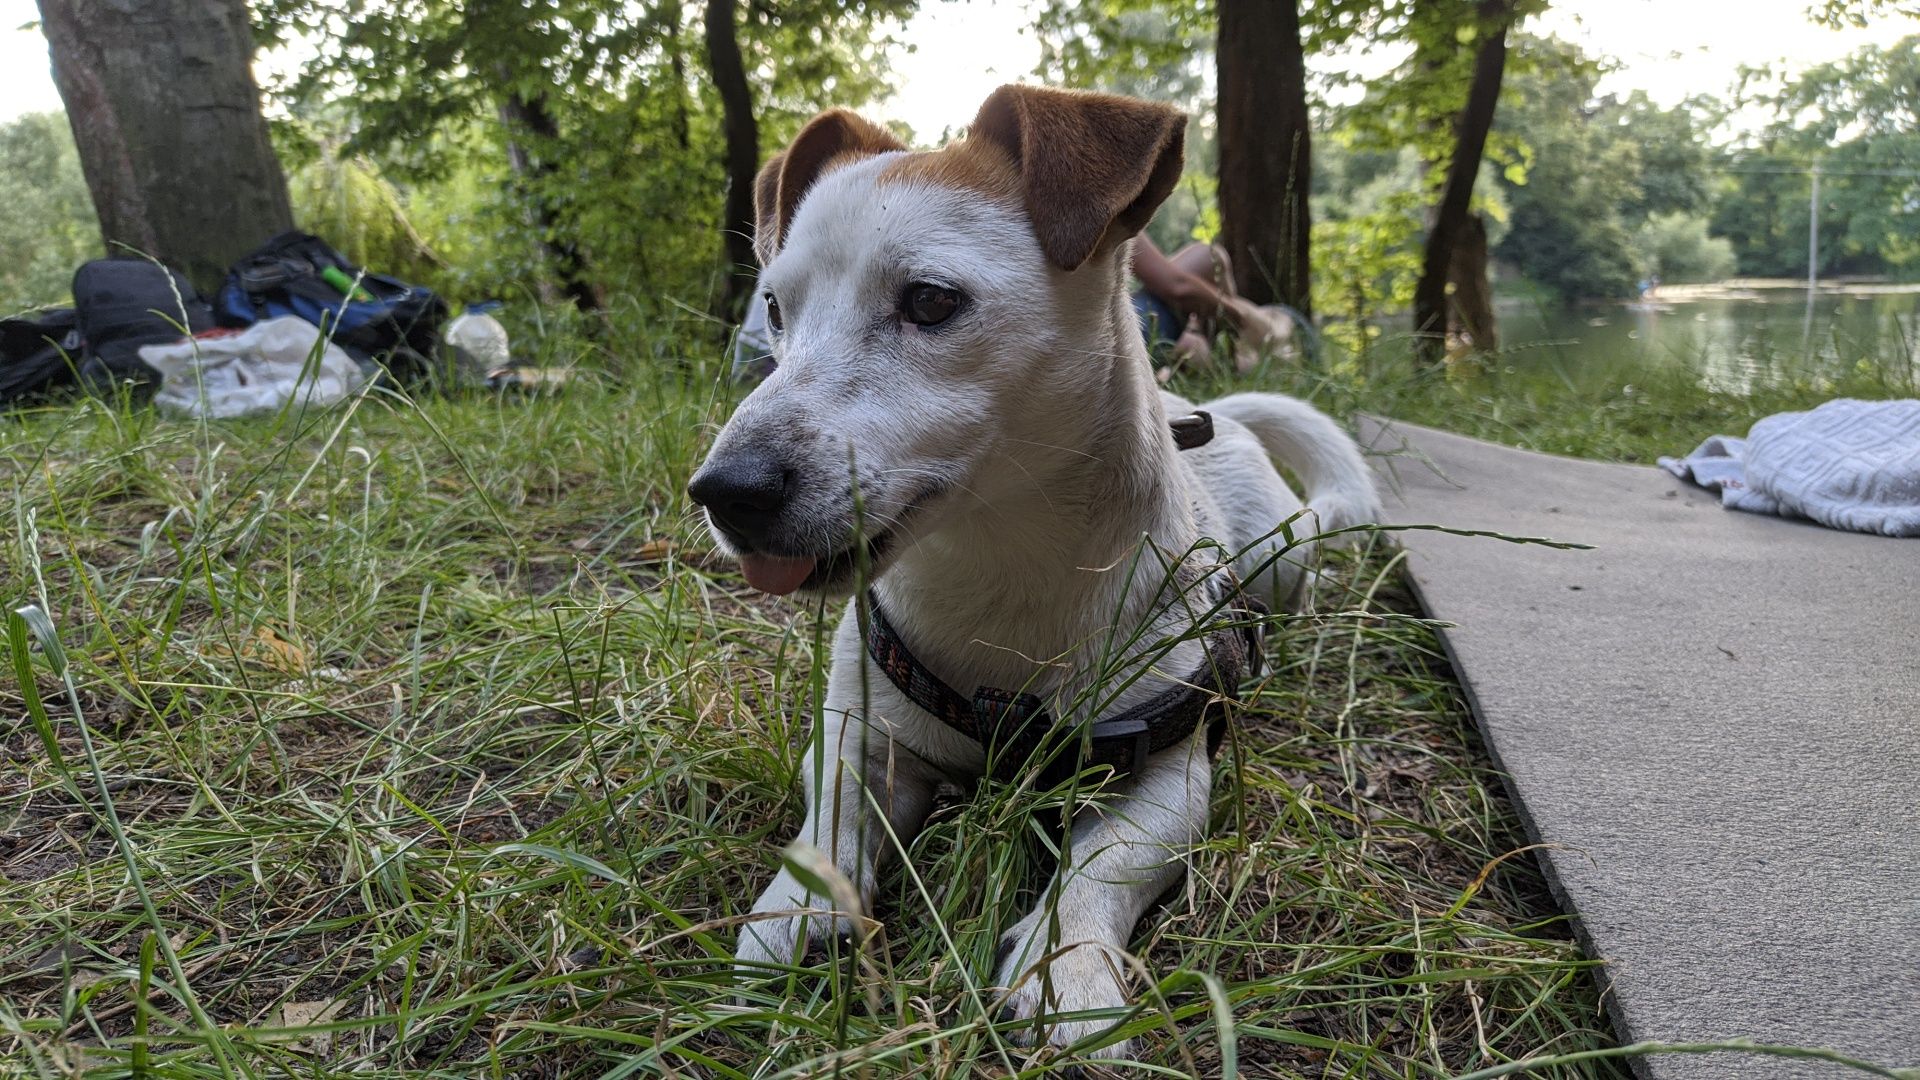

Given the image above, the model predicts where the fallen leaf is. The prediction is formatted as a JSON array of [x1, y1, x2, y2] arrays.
[[636, 538, 674, 562], [48, 1045, 107, 1072], [203, 625, 310, 675], [246, 627, 309, 675], [272, 998, 347, 1055]]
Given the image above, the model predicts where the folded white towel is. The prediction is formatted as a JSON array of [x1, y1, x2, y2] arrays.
[[1659, 398, 1920, 537]]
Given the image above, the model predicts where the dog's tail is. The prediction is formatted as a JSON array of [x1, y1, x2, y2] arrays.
[[1203, 393, 1382, 537]]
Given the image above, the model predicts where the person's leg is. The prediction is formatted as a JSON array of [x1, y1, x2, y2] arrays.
[[1137, 235, 1291, 371], [1131, 290, 1183, 351], [1133, 235, 1219, 326], [1168, 243, 1237, 298]]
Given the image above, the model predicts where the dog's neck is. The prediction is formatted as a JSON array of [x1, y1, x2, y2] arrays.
[[872, 248, 1199, 698]]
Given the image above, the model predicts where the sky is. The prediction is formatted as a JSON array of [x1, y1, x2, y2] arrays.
[[1, 0, 1911, 135], [877, 0, 1912, 140]]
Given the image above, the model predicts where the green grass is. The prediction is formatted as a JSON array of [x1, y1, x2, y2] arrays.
[[17, 304, 1907, 1079]]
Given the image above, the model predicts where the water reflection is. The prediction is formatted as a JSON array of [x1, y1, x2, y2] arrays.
[[1500, 282, 1919, 396]]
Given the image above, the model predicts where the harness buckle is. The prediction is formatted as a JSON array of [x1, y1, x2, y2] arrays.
[[1169, 410, 1215, 451], [1238, 595, 1269, 679], [1089, 715, 1153, 776]]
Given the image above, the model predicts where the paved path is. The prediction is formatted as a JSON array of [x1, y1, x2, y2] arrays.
[[1356, 417, 1920, 1080]]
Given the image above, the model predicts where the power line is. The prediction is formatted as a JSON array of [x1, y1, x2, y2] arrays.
[[1699, 163, 1920, 179]]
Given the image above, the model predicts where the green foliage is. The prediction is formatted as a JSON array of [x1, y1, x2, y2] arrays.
[[256, 0, 914, 307], [1709, 163, 1807, 278], [1489, 35, 1723, 299], [1310, 142, 1429, 344], [1310, 199, 1423, 354], [1316, 0, 1546, 183], [1805, 0, 1920, 27], [0, 113, 99, 311], [284, 139, 447, 290], [1035, 0, 1211, 107], [1717, 34, 1920, 279], [1039, 0, 1533, 329], [1607, 91, 1721, 225], [1633, 212, 1737, 283]]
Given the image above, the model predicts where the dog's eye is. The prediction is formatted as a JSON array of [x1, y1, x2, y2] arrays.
[[764, 294, 783, 333], [901, 283, 961, 328]]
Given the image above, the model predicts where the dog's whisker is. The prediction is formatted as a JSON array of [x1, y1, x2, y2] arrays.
[[1003, 437, 1104, 462], [941, 480, 996, 513], [863, 468, 998, 516], [1051, 342, 1156, 364], [991, 450, 1057, 514], [852, 470, 1001, 520]]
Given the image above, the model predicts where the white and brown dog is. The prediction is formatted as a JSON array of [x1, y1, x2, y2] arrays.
[[689, 85, 1380, 1056]]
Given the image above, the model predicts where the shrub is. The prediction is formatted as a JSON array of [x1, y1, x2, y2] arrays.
[[1634, 211, 1737, 284]]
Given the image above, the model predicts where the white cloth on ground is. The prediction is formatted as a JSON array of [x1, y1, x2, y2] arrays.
[[1659, 398, 1920, 537], [142, 317, 369, 419]]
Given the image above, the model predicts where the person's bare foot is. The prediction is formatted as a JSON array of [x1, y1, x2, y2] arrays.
[[1220, 299, 1298, 372], [1221, 297, 1291, 351], [1172, 326, 1213, 370], [1233, 338, 1260, 375]]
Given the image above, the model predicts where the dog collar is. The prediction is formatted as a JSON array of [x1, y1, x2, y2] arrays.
[[863, 580, 1265, 785]]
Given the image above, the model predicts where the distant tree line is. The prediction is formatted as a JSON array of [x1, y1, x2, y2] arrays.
[[2, 0, 1913, 363], [15, 0, 915, 322]]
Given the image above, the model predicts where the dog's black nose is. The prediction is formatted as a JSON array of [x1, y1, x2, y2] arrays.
[[687, 454, 791, 541]]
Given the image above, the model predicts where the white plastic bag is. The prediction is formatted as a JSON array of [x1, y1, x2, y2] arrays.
[[442, 309, 511, 374], [141, 317, 369, 419]]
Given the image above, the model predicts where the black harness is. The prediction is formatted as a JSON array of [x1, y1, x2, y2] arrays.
[[862, 411, 1267, 786]]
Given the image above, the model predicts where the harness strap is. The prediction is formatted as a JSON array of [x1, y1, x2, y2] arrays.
[[859, 411, 1251, 785], [863, 583, 1265, 785]]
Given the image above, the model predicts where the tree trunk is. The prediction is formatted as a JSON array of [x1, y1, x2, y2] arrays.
[[1412, 0, 1510, 365], [662, 0, 694, 152], [1448, 213, 1497, 351], [37, 0, 293, 294], [497, 89, 606, 314], [704, 0, 759, 319], [1216, 0, 1311, 315]]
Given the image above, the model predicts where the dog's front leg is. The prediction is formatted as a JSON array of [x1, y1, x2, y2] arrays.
[[995, 737, 1213, 1057], [736, 707, 939, 972]]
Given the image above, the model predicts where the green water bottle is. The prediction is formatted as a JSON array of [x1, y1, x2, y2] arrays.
[[320, 265, 374, 302]]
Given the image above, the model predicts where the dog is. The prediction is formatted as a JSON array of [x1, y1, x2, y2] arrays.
[[687, 84, 1381, 1057]]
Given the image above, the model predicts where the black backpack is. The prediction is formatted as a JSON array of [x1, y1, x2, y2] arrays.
[[0, 307, 84, 405], [70, 259, 215, 397], [214, 231, 448, 383]]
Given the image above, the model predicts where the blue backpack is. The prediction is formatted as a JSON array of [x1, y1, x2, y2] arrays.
[[214, 231, 447, 383]]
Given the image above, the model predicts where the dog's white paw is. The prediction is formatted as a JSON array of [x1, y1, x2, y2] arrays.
[[994, 919, 1136, 1058], [734, 869, 859, 974]]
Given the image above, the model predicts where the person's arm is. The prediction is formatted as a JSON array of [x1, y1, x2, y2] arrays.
[[1131, 234, 1222, 324]]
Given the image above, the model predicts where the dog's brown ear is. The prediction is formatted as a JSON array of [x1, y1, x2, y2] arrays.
[[968, 85, 1186, 271], [753, 110, 907, 264], [751, 151, 787, 267]]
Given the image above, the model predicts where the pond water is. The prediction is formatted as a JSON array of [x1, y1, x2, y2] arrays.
[[1493, 282, 1920, 397]]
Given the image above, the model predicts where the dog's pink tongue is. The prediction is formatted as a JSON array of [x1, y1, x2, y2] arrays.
[[739, 553, 817, 595]]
